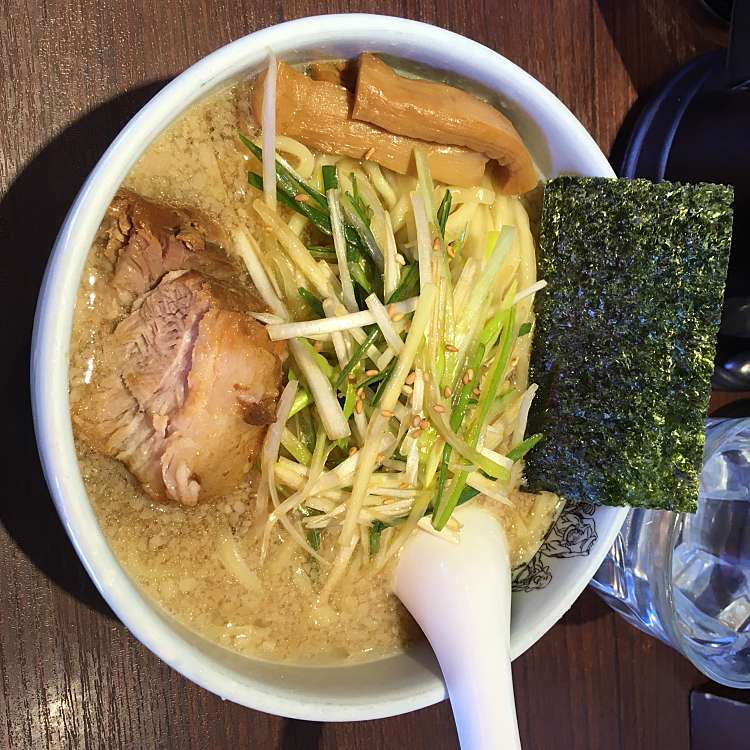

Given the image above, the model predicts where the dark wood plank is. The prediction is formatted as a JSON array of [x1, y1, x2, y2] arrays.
[[0, 0, 729, 748]]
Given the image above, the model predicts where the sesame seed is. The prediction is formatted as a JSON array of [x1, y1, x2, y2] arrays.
[[392, 312, 405, 322], [348, 372, 357, 382], [447, 243, 456, 259], [445, 344, 459, 353], [365, 369, 379, 377], [295, 193, 310, 203], [422, 371, 431, 382], [419, 418, 430, 430], [387, 304, 396, 317], [376, 453, 385, 463], [402, 384, 413, 395], [433, 404, 447, 413], [466, 368, 475, 382], [314, 341, 322, 352], [381, 409, 394, 418], [432, 237, 441, 252], [356, 387, 364, 398], [473, 387, 481, 397], [348, 446, 358, 456], [444, 386, 452, 398], [355, 399, 363, 414], [411, 428, 423, 439], [411, 414, 422, 428], [405, 371, 417, 385], [400, 482, 411, 489], [462, 371, 471, 385], [383, 497, 396, 505], [395, 253, 406, 266]]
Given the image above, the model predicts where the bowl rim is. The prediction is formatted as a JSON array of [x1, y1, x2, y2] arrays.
[[31, 12, 628, 721]]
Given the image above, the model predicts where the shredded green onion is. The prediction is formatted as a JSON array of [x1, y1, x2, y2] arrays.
[[433, 306, 517, 530], [507, 433, 543, 461], [355, 365, 392, 392], [298, 287, 324, 318], [387, 263, 419, 304], [246, 164, 380, 298], [437, 189, 452, 238], [244, 138, 545, 580], [289, 388, 312, 419], [240, 133, 327, 208], [348, 174, 371, 227], [335, 327, 379, 390], [307, 245, 337, 260], [322, 164, 338, 192], [371, 360, 397, 406], [281, 428, 313, 465], [369, 520, 387, 555]]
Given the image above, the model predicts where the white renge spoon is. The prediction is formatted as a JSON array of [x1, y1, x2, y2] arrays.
[[393, 505, 521, 750]]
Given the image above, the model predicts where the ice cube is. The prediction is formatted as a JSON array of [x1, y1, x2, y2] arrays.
[[718, 597, 750, 633]]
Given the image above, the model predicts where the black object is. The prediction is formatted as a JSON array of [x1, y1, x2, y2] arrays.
[[712, 397, 750, 418], [691, 686, 750, 750], [701, 0, 734, 25], [615, 0, 750, 390]]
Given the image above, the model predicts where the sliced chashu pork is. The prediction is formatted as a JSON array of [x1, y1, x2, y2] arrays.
[[106, 189, 237, 305], [73, 192, 284, 505]]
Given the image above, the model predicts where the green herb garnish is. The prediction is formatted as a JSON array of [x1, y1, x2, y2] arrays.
[[322, 164, 338, 192], [433, 307, 516, 529], [369, 520, 387, 555], [307, 245, 337, 261], [371, 360, 397, 406], [348, 174, 371, 227], [507, 434, 542, 461], [298, 287, 324, 318], [355, 366, 393, 392], [386, 262, 419, 304], [240, 134, 327, 208], [335, 328, 379, 391], [437, 189, 452, 238]]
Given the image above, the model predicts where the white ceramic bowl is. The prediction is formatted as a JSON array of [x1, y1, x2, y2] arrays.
[[31, 14, 628, 722]]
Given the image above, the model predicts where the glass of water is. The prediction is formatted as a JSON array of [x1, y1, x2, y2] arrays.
[[592, 417, 750, 687]]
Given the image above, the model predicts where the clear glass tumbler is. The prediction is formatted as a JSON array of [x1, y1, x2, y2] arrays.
[[591, 417, 750, 688]]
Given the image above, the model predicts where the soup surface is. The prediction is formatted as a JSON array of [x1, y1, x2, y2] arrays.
[[70, 64, 561, 664]]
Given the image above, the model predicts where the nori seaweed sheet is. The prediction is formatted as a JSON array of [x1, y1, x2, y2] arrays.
[[524, 177, 733, 512]]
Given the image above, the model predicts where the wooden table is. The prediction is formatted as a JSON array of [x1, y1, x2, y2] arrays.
[[0, 1, 736, 747]]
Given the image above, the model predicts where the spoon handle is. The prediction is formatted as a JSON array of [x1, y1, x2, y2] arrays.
[[393, 507, 521, 750]]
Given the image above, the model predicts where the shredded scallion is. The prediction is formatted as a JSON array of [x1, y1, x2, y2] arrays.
[[242, 139, 546, 587]]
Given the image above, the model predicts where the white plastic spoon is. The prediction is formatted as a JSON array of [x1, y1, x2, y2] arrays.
[[393, 505, 521, 750]]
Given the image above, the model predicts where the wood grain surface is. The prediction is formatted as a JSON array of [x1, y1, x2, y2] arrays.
[[0, 1, 736, 748]]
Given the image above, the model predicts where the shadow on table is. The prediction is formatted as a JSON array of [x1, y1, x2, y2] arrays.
[[561, 586, 613, 626], [597, 0, 709, 96], [0, 79, 167, 618], [597, 0, 683, 175], [278, 720, 323, 749], [598, 0, 723, 172]]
